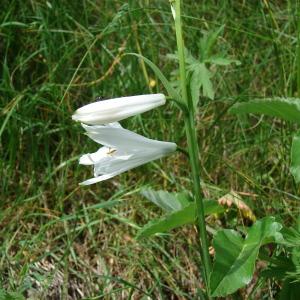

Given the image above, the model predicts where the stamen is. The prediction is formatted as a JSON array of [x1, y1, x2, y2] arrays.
[[107, 148, 117, 156]]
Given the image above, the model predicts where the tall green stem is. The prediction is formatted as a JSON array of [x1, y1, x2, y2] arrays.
[[172, 0, 212, 291], [297, 0, 300, 96]]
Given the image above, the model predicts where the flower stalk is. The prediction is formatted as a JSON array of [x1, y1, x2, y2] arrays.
[[172, 0, 212, 291]]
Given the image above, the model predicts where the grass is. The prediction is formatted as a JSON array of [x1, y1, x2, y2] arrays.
[[1, 0, 300, 299]]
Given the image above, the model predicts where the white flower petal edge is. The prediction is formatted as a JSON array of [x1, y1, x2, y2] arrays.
[[79, 123, 177, 185], [72, 94, 166, 125], [81, 122, 175, 152]]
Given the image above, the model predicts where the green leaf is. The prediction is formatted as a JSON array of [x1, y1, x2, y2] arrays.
[[291, 132, 300, 183], [166, 48, 196, 66], [140, 189, 191, 212], [205, 56, 241, 66], [199, 25, 224, 61], [125, 53, 181, 105], [190, 67, 201, 109], [204, 199, 225, 215], [137, 202, 196, 239], [189, 63, 214, 108], [198, 64, 214, 100], [0, 21, 28, 28], [210, 217, 283, 297], [229, 98, 300, 124], [137, 200, 224, 239]]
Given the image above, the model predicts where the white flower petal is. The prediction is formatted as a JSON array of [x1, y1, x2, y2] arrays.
[[93, 152, 145, 176], [82, 123, 177, 152], [72, 94, 165, 125], [79, 147, 110, 165], [77, 122, 177, 185], [82, 145, 175, 184], [79, 172, 120, 185]]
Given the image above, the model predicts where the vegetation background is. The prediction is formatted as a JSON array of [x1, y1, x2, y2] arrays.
[[1, 0, 299, 299]]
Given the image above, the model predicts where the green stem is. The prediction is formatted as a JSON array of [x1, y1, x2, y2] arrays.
[[297, 0, 300, 96], [172, 0, 212, 292]]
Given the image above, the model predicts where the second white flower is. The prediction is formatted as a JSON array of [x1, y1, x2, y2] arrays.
[[79, 122, 177, 185]]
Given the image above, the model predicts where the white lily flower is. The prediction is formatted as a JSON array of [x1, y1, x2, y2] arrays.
[[79, 122, 176, 185], [72, 94, 166, 125]]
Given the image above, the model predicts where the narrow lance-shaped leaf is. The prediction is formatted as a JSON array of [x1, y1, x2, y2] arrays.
[[229, 98, 300, 124], [210, 217, 283, 297], [291, 131, 300, 183], [140, 188, 191, 213], [137, 200, 224, 239], [137, 203, 196, 239]]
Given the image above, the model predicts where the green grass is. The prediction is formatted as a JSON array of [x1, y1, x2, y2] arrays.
[[1, 0, 300, 299]]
